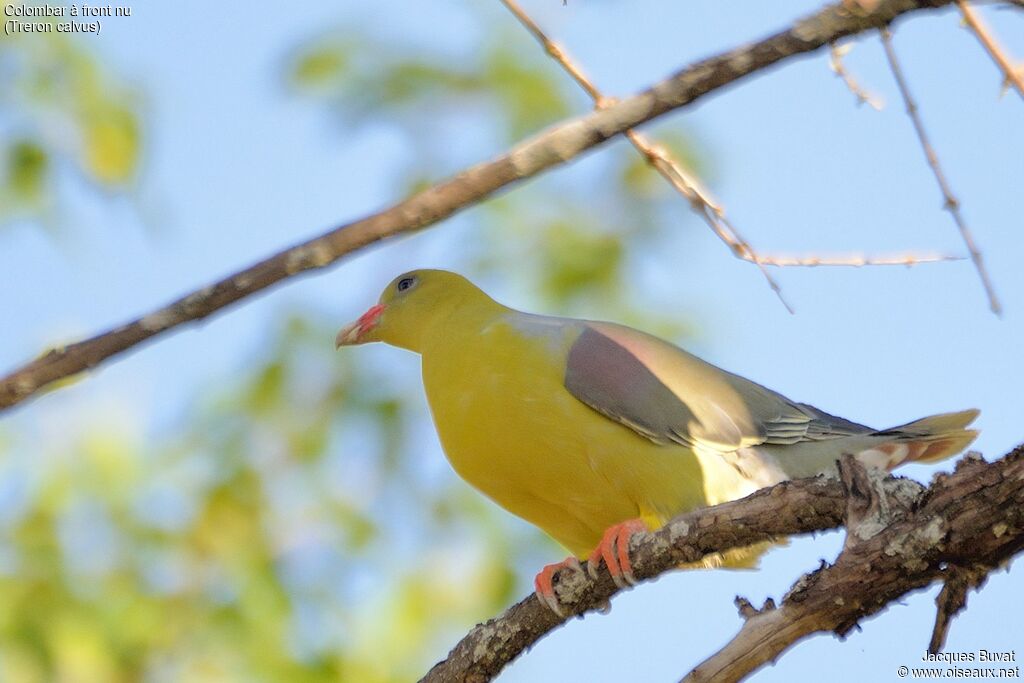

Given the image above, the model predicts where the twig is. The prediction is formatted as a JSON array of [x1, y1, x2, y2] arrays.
[[957, 1, 1024, 99], [829, 42, 885, 109], [0, 0, 977, 412], [757, 252, 960, 266], [630, 150, 960, 268], [626, 129, 796, 312], [880, 28, 1002, 315], [929, 564, 989, 654]]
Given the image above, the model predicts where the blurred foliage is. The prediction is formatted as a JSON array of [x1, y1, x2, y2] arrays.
[[287, 28, 571, 143], [0, 1, 710, 681], [0, 0, 142, 226], [0, 315, 535, 682], [286, 10, 704, 327]]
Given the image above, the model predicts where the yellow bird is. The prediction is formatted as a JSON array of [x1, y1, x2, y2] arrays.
[[336, 270, 979, 614]]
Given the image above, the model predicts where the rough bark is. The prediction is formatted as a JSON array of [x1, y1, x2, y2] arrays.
[[0, 0, 963, 413], [421, 447, 1024, 683]]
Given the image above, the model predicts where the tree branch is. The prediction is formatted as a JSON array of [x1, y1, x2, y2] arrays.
[[880, 28, 1002, 315], [957, 1, 1024, 100], [0, 0, 965, 413], [829, 41, 886, 109], [420, 475, 849, 683], [683, 451, 1024, 682], [928, 562, 989, 654], [421, 447, 1024, 683]]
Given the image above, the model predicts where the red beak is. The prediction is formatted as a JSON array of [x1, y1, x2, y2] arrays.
[[335, 304, 386, 347]]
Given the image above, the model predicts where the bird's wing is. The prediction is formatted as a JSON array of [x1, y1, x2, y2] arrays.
[[563, 322, 871, 451]]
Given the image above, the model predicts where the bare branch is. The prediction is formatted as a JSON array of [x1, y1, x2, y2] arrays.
[[497, 0, 794, 312], [502, 0, 964, 314], [497, 0, 601, 101], [757, 252, 961, 267], [829, 42, 885, 109], [0, 0, 972, 412], [929, 564, 989, 654], [957, 1, 1024, 99], [625, 148, 962, 269], [880, 28, 1002, 315], [422, 446, 1024, 683]]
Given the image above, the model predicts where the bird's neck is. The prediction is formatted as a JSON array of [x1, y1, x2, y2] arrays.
[[393, 293, 509, 354]]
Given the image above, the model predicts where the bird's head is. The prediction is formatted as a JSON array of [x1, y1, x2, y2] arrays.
[[335, 269, 493, 352]]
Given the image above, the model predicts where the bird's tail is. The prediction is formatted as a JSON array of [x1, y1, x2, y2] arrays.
[[856, 409, 980, 470]]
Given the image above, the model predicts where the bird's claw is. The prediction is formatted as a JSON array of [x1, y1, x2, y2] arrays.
[[534, 556, 583, 617], [586, 518, 646, 588], [535, 519, 646, 616]]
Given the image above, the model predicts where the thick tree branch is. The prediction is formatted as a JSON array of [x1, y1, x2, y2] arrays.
[[0, 0, 964, 413], [421, 447, 1024, 683], [683, 450, 1024, 682], [420, 476, 848, 683]]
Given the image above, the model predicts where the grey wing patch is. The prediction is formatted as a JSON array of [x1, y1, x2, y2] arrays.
[[564, 325, 873, 451], [564, 326, 749, 448]]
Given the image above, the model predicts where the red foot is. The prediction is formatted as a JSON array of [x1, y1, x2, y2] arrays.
[[534, 556, 582, 616], [586, 518, 647, 588]]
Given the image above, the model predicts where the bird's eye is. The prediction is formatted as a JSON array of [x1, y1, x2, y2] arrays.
[[396, 276, 416, 292]]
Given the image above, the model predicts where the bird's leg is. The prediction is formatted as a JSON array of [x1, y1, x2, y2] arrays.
[[586, 518, 647, 588], [534, 556, 583, 616]]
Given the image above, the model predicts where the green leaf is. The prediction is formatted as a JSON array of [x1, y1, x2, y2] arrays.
[[6, 139, 48, 203], [374, 61, 481, 108], [485, 44, 570, 140], [291, 44, 350, 89], [540, 221, 624, 303], [81, 104, 140, 187]]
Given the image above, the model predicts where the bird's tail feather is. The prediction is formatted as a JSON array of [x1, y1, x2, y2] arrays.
[[857, 409, 980, 470]]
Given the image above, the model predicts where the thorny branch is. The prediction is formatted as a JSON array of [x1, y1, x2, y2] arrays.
[[421, 447, 1024, 683], [0, 0, 998, 412], [497, 0, 792, 312], [957, 1, 1024, 99], [880, 27, 1002, 314], [501, 0, 962, 315], [829, 42, 885, 108]]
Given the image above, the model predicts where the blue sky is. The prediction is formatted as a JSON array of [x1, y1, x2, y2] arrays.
[[2, 1, 1022, 680]]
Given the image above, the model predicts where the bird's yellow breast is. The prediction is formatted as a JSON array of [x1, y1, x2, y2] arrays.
[[420, 312, 710, 557]]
